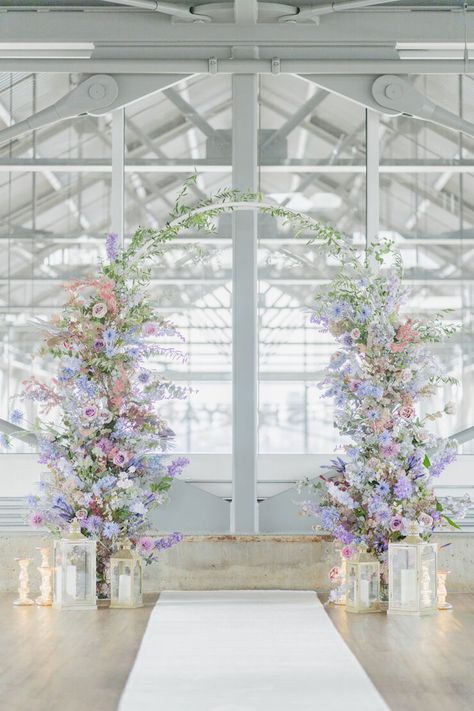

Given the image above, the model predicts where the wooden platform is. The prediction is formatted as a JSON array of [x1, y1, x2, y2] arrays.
[[1, 592, 473, 711]]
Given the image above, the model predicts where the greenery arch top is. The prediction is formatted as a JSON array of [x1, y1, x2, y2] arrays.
[[12, 180, 467, 597]]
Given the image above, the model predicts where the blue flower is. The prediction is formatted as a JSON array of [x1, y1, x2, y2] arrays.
[[378, 431, 392, 446], [103, 327, 117, 343], [367, 409, 379, 421], [358, 305, 372, 322], [376, 481, 390, 496], [10, 409, 24, 425], [103, 521, 120, 539]]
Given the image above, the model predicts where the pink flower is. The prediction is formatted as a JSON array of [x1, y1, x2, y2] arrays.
[[97, 438, 113, 454], [329, 566, 341, 581], [419, 513, 434, 530], [82, 405, 97, 420], [341, 545, 354, 559], [113, 450, 130, 467], [399, 405, 415, 420], [29, 512, 44, 528], [75, 508, 88, 520], [380, 442, 400, 458], [143, 322, 158, 336], [137, 536, 154, 555], [92, 302, 108, 319], [390, 516, 404, 532], [350, 328, 361, 340]]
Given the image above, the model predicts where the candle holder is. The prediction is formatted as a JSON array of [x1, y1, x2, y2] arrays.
[[36, 546, 53, 606], [331, 546, 347, 606], [13, 557, 34, 606], [388, 522, 437, 616], [110, 540, 143, 609], [437, 570, 453, 610], [346, 545, 380, 614]]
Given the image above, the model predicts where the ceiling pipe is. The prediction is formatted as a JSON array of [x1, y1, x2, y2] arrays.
[[279, 0, 398, 22], [99, 0, 212, 21]]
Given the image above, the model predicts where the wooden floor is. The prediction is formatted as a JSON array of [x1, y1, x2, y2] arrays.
[[324, 593, 474, 711], [1, 592, 473, 711]]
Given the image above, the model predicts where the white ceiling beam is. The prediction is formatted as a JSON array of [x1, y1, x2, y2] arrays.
[[0, 9, 472, 46], [2, 159, 474, 173], [0, 58, 471, 75]]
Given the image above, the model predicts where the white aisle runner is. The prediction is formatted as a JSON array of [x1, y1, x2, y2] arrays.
[[119, 590, 389, 711]]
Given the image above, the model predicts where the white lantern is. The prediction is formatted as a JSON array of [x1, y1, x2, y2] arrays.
[[110, 541, 143, 609], [346, 546, 380, 613], [53, 520, 97, 610], [388, 522, 437, 616]]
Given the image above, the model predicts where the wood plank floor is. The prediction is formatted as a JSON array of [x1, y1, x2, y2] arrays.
[[0, 593, 159, 711], [1, 592, 473, 711], [324, 593, 474, 711]]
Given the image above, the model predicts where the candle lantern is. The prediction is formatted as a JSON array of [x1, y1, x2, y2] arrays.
[[388, 522, 437, 616], [110, 540, 143, 609], [53, 520, 97, 610], [346, 546, 380, 613]]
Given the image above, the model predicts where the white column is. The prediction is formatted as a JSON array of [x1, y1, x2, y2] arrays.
[[365, 109, 380, 248], [111, 108, 125, 246], [231, 74, 258, 533]]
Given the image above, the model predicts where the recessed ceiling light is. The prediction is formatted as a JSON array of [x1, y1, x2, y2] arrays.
[[0, 43, 95, 59]]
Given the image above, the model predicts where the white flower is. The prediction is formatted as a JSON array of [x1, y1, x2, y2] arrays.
[[444, 401, 456, 415], [117, 478, 133, 489], [130, 501, 146, 515]]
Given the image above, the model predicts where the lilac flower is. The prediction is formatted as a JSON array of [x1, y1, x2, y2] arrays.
[[320, 506, 340, 531], [394, 475, 413, 500], [106, 232, 119, 262], [103, 521, 121, 539], [138, 370, 151, 384], [154, 532, 183, 551], [28, 512, 44, 528], [84, 515, 102, 533], [167, 457, 189, 478], [380, 442, 400, 459]]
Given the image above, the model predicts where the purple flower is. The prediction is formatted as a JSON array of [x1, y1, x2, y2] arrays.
[[84, 515, 102, 533], [380, 442, 400, 459], [106, 232, 119, 262], [154, 532, 183, 551], [320, 506, 340, 531], [394, 475, 413, 500], [93, 338, 106, 351], [167, 457, 189, 478], [28, 512, 44, 528]]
